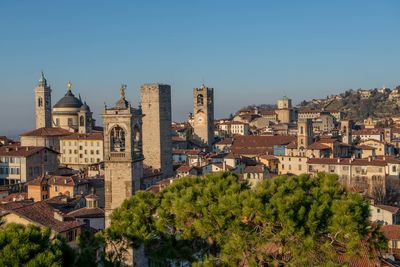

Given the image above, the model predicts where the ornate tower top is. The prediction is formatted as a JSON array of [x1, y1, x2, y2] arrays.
[[38, 71, 47, 86], [115, 84, 130, 109]]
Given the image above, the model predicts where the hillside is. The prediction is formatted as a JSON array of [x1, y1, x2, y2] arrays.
[[298, 87, 400, 121]]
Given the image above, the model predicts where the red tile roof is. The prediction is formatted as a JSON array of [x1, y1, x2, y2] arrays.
[[60, 132, 103, 141], [307, 142, 331, 150], [26, 175, 88, 187], [20, 127, 72, 137], [0, 146, 58, 157], [9, 201, 84, 233], [176, 165, 194, 173], [352, 129, 384, 136], [375, 204, 400, 214], [307, 157, 388, 167], [243, 165, 264, 173], [67, 207, 104, 218], [381, 225, 400, 240]]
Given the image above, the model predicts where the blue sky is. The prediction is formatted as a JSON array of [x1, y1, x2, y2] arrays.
[[0, 1, 399, 136]]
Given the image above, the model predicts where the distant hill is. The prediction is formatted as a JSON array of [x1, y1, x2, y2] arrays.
[[298, 87, 400, 121]]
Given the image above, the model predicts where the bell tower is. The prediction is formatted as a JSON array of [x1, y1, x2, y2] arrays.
[[35, 71, 52, 129], [297, 119, 313, 149], [193, 84, 214, 148], [102, 85, 144, 227]]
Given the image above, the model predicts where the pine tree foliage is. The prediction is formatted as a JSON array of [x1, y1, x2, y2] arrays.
[[106, 172, 387, 266]]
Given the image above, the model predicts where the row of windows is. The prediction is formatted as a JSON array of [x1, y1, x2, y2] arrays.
[[0, 167, 20, 175], [62, 141, 101, 147], [62, 157, 101, 163], [281, 164, 302, 171], [63, 149, 100, 155], [0, 157, 21, 164]]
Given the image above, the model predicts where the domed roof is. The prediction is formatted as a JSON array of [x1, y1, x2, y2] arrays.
[[54, 90, 83, 109], [80, 102, 90, 111]]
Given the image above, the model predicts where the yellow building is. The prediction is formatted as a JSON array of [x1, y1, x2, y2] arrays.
[[60, 131, 103, 170]]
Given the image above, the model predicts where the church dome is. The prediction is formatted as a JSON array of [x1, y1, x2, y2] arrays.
[[80, 102, 90, 111], [54, 90, 83, 108]]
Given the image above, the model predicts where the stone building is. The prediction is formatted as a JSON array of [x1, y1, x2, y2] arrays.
[[35, 72, 52, 129], [102, 85, 144, 227], [140, 84, 173, 178], [193, 84, 214, 148]]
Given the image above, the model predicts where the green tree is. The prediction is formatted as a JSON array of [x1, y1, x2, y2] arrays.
[[0, 223, 75, 267], [105, 172, 386, 266]]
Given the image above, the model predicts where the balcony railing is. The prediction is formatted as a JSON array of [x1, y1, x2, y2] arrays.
[[110, 152, 125, 158]]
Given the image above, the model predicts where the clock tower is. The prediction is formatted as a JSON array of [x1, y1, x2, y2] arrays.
[[193, 84, 214, 148], [35, 71, 52, 129]]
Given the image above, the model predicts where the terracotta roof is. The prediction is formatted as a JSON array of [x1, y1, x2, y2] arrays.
[[176, 165, 194, 173], [381, 225, 400, 240], [352, 129, 384, 135], [356, 144, 376, 150], [307, 158, 388, 167], [259, 154, 277, 160], [216, 138, 233, 145], [307, 142, 331, 150], [0, 200, 33, 212], [0, 146, 58, 157], [67, 207, 104, 218], [26, 175, 88, 187], [375, 204, 400, 214], [20, 127, 72, 137], [286, 142, 297, 149], [0, 193, 28, 203], [10, 201, 84, 233], [233, 135, 295, 147], [243, 165, 264, 173], [60, 132, 103, 141]]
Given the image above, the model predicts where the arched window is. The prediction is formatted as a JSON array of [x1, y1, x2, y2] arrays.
[[343, 126, 347, 134], [110, 126, 125, 152], [133, 125, 141, 154], [79, 116, 85, 127], [300, 126, 304, 135], [197, 94, 204, 106], [38, 97, 43, 107]]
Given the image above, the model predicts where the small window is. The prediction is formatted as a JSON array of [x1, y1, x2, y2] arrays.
[[377, 208, 380, 213]]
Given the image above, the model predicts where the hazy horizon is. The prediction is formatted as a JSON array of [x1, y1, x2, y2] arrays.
[[1, 1, 399, 136]]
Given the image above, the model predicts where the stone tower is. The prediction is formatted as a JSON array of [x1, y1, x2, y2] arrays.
[[193, 84, 214, 148], [102, 85, 144, 227], [35, 72, 52, 129], [78, 102, 93, 134], [340, 120, 352, 144], [140, 84, 173, 178], [275, 96, 293, 124], [297, 119, 313, 149]]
